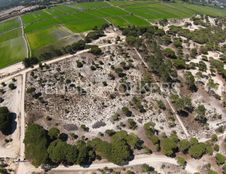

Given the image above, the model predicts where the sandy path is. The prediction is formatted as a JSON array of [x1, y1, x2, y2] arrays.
[[16, 154, 198, 174], [18, 16, 31, 58], [134, 48, 190, 138]]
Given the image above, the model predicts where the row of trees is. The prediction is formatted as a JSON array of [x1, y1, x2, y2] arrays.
[[144, 122, 214, 159], [24, 124, 142, 168], [24, 124, 95, 167]]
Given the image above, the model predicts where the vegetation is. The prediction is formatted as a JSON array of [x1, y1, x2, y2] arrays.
[[215, 153, 226, 165], [188, 143, 207, 159], [24, 123, 49, 167], [0, 107, 12, 133]]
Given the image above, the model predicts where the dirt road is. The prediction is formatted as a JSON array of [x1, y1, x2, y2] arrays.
[[134, 48, 190, 138]]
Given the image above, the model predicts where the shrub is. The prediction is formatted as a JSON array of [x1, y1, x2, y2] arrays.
[[127, 119, 137, 130], [215, 153, 226, 165], [122, 107, 132, 117]]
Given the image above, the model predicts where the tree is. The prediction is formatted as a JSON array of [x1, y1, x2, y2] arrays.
[[195, 105, 207, 123], [178, 139, 191, 153], [76, 140, 95, 165], [65, 144, 79, 164], [122, 107, 132, 117], [144, 122, 160, 145], [215, 153, 226, 165], [90, 45, 102, 55], [188, 143, 206, 159], [110, 138, 132, 165], [163, 48, 177, 59], [127, 119, 137, 130], [160, 137, 178, 156], [8, 83, 16, 90], [23, 57, 39, 68], [184, 71, 197, 92], [24, 123, 48, 167], [0, 107, 11, 132], [223, 164, 226, 174], [48, 127, 60, 140], [176, 156, 186, 168], [170, 94, 193, 115], [47, 139, 67, 163]]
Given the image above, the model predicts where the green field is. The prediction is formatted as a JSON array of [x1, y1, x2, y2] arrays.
[[0, 37, 27, 68], [0, 17, 28, 68], [1, 0, 226, 68]]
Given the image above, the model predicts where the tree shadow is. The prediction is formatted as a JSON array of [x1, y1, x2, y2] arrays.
[[2, 112, 17, 136]]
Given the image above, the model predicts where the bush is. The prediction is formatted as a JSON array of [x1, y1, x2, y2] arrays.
[[215, 153, 226, 165], [122, 107, 132, 117], [127, 119, 137, 130]]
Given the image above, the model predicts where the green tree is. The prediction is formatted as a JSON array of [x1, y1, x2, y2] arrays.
[[188, 143, 206, 159], [195, 105, 207, 123], [223, 164, 226, 174], [184, 71, 197, 92], [110, 138, 132, 165], [48, 127, 60, 140], [160, 137, 178, 156], [215, 153, 226, 165], [47, 139, 67, 163], [163, 48, 177, 59], [178, 139, 191, 153], [24, 123, 49, 167], [77, 140, 95, 165], [176, 156, 186, 168]]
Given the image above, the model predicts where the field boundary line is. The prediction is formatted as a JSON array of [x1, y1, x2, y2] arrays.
[[106, 1, 152, 25], [19, 16, 31, 58]]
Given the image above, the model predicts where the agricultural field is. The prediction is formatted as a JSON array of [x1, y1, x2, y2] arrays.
[[0, 17, 27, 68], [0, 1, 226, 68]]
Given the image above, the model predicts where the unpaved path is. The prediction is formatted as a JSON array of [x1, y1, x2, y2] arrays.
[[134, 48, 190, 138], [18, 16, 31, 58], [16, 154, 198, 174]]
